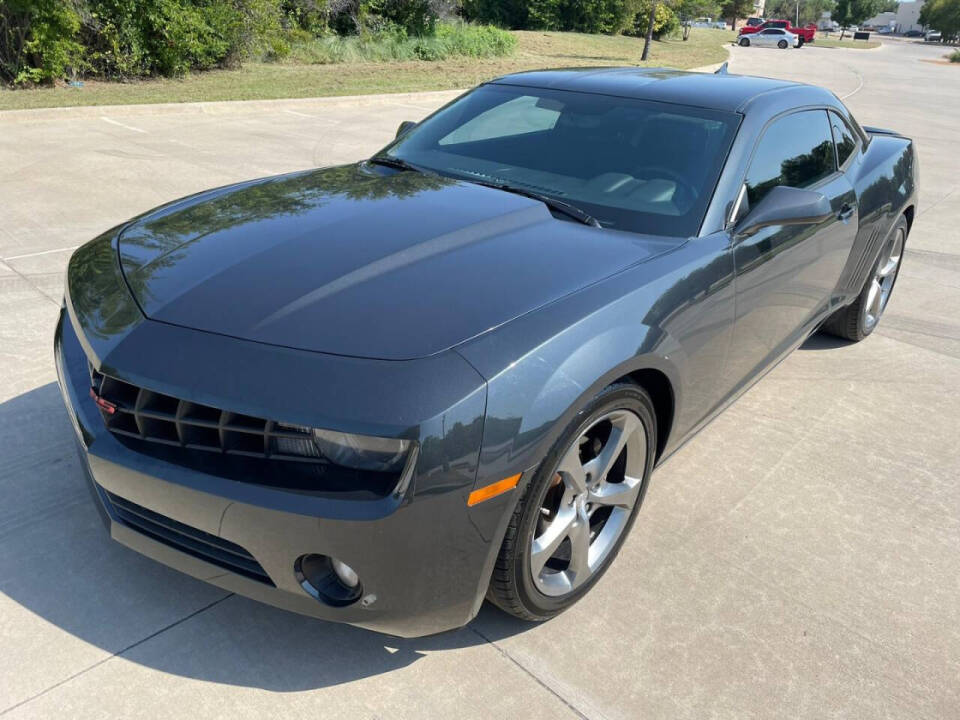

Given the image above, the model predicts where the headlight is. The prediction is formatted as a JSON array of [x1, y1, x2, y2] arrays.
[[311, 428, 412, 473]]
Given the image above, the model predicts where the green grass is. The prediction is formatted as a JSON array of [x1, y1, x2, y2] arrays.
[[812, 35, 881, 49], [0, 28, 733, 112], [950, 48, 960, 62]]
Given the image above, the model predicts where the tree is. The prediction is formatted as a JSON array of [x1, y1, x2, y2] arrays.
[[833, 0, 884, 37], [641, 2, 656, 58], [720, 0, 754, 29], [919, 0, 960, 41]]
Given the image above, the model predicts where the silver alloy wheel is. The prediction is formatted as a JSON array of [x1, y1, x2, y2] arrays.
[[863, 227, 905, 332], [530, 409, 646, 597]]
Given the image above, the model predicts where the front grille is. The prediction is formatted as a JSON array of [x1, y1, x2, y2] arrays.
[[90, 367, 321, 463], [102, 488, 274, 585]]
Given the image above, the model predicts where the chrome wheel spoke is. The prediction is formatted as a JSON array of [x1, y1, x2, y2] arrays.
[[864, 278, 882, 324], [589, 474, 643, 510], [878, 256, 899, 278], [530, 509, 574, 577], [556, 444, 588, 494], [566, 515, 592, 585], [582, 411, 639, 483]]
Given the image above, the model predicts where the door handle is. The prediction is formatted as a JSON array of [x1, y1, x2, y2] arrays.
[[838, 203, 857, 222]]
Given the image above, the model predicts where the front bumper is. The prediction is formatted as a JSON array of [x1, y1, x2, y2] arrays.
[[55, 307, 518, 637]]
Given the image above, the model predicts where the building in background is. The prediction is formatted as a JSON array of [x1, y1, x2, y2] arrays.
[[862, 10, 897, 29], [895, 1, 926, 32]]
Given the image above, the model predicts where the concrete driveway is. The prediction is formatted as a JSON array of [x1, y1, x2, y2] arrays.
[[1, 38, 958, 719]]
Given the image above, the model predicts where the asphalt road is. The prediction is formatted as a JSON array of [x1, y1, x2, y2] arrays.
[[1, 38, 958, 719]]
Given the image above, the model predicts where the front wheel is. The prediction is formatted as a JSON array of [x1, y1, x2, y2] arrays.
[[778, 39, 789, 48], [487, 383, 656, 621], [739, 37, 751, 46], [822, 215, 907, 341]]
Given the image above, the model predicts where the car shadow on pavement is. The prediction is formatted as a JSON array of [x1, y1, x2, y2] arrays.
[[0, 383, 531, 692], [799, 332, 852, 351]]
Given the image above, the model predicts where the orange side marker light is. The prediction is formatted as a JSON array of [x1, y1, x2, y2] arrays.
[[467, 473, 522, 507]]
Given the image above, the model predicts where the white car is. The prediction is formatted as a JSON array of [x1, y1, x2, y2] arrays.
[[925, 29, 942, 41], [738, 28, 800, 49]]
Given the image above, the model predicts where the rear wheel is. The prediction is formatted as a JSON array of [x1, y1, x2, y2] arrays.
[[797, 36, 805, 46], [739, 37, 751, 46], [487, 383, 656, 621], [778, 39, 789, 48], [822, 216, 907, 342]]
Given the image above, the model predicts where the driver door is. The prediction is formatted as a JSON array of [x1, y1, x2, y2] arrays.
[[726, 109, 858, 388]]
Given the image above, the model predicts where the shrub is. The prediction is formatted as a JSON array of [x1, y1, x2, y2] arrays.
[[0, 0, 84, 84], [526, 0, 640, 33], [79, 0, 288, 78], [286, 20, 515, 64], [461, 0, 531, 28], [626, 1, 681, 39], [951, 48, 960, 62]]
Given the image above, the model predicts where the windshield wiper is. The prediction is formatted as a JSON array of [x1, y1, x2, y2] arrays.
[[463, 178, 601, 228], [367, 155, 427, 173]]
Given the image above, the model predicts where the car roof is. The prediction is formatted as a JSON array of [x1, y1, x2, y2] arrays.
[[489, 67, 826, 114]]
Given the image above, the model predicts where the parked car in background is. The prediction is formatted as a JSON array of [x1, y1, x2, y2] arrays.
[[740, 19, 816, 45], [739, 27, 800, 48], [745, 17, 765, 27], [903, 29, 925, 37], [925, 29, 942, 41], [691, 17, 727, 29]]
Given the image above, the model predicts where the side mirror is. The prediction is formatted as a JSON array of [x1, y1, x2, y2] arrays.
[[734, 185, 833, 238], [396, 120, 417, 139]]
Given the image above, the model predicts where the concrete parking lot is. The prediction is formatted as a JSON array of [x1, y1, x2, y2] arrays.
[[1, 38, 958, 718]]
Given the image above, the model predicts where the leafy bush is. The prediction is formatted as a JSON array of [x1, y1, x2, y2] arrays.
[[0, 0, 84, 84], [625, 1, 681, 39], [2, 0, 287, 84], [461, 0, 531, 28], [324, 0, 457, 36], [526, 0, 639, 33], [286, 20, 515, 63], [87, 0, 287, 77], [951, 48, 960, 62]]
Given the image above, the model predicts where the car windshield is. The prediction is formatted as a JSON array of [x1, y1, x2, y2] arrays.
[[381, 83, 741, 237]]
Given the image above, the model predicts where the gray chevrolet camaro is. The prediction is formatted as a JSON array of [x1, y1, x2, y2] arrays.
[[56, 67, 917, 637]]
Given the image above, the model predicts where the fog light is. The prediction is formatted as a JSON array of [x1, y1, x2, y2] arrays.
[[295, 554, 363, 607], [331, 557, 359, 588]]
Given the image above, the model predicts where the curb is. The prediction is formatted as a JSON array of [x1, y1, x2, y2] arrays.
[[0, 88, 466, 124]]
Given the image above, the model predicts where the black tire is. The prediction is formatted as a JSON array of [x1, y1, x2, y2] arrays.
[[778, 39, 789, 48], [797, 36, 805, 46], [487, 383, 657, 621], [739, 37, 750, 46], [822, 215, 908, 342]]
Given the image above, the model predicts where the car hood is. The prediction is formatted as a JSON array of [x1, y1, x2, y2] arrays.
[[118, 164, 676, 360]]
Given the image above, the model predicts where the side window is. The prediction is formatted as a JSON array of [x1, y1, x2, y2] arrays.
[[439, 95, 560, 145], [829, 111, 857, 167], [745, 110, 836, 206]]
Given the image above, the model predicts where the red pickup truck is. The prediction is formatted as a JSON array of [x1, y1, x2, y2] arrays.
[[739, 19, 816, 45]]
